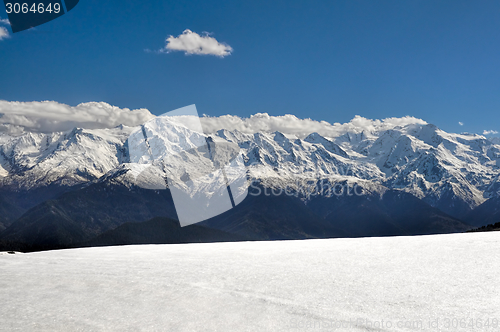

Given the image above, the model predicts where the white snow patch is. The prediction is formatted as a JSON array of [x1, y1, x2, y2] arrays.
[[0, 232, 499, 331]]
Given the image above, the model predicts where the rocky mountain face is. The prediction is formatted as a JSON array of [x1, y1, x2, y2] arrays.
[[0, 115, 498, 250]]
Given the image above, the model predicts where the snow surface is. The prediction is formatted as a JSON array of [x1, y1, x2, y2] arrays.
[[1, 232, 499, 331]]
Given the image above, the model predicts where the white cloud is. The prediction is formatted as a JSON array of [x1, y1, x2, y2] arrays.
[[458, 122, 464, 126], [0, 27, 9, 40], [161, 29, 232, 57], [199, 113, 427, 139], [483, 130, 499, 135], [0, 18, 10, 25], [0, 100, 430, 140], [0, 101, 155, 135]]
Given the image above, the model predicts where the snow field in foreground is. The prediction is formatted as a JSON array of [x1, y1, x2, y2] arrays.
[[0, 232, 499, 331]]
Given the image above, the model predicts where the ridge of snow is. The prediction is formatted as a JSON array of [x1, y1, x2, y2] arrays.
[[0, 115, 499, 213]]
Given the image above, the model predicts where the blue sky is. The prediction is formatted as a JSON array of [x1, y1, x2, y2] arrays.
[[1, 0, 499, 135]]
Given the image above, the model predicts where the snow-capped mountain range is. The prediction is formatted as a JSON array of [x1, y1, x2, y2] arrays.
[[0, 114, 499, 219]]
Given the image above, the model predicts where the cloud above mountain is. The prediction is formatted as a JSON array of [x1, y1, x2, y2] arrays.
[[0, 100, 155, 135], [160, 29, 233, 57], [483, 130, 499, 135], [0, 18, 9, 41], [0, 27, 9, 41], [199, 113, 427, 139], [0, 100, 429, 139]]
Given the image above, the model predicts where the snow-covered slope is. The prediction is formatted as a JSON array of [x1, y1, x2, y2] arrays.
[[1, 232, 499, 331], [0, 126, 133, 190], [329, 123, 500, 216], [1, 115, 499, 217]]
